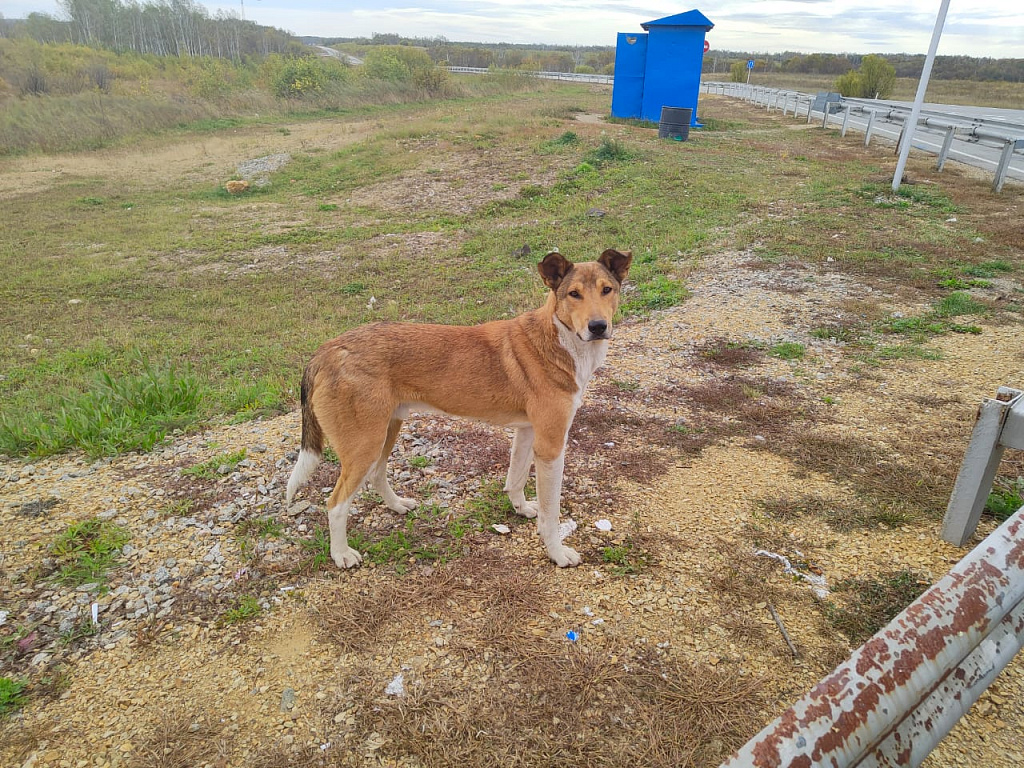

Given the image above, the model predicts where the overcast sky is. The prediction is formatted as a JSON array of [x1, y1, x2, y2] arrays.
[[6, 1, 1023, 57]]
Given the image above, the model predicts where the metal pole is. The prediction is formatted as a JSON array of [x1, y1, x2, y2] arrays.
[[893, 0, 952, 191]]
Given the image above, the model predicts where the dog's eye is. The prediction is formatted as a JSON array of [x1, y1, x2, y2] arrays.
[[569, 290, 582, 299], [602, 286, 613, 295]]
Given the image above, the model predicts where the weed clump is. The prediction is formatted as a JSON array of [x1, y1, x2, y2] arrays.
[[825, 569, 930, 644], [50, 518, 130, 587]]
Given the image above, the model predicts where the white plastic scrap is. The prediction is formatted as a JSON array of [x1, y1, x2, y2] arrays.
[[384, 672, 405, 697], [91, 602, 99, 628], [594, 519, 612, 532], [754, 549, 828, 598], [491, 524, 511, 535], [558, 518, 578, 541]]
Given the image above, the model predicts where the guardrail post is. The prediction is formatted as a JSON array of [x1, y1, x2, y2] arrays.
[[936, 125, 957, 171], [841, 106, 852, 137], [994, 138, 1024, 193], [943, 386, 1024, 546], [864, 111, 877, 147]]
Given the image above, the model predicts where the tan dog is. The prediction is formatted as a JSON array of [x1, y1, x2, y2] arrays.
[[286, 249, 632, 569]]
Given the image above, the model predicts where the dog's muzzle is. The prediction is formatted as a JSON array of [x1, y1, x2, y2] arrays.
[[585, 320, 610, 340]]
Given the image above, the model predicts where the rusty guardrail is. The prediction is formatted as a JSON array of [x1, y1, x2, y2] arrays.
[[721, 505, 1024, 767], [720, 386, 1024, 768]]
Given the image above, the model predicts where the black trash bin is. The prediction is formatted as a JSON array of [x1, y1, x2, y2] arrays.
[[658, 106, 692, 141]]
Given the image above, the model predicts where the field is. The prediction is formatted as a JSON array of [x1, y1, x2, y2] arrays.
[[707, 71, 1024, 109], [2, 79, 1024, 767]]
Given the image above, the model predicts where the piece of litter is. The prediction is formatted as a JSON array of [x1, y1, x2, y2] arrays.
[[592, 618, 605, 625], [754, 549, 829, 598], [582, 606, 594, 616], [384, 672, 405, 697], [491, 524, 511, 535], [279, 585, 296, 592], [91, 603, 99, 627], [603, 441, 615, 448], [566, 630, 579, 642], [594, 519, 612, 532], [558, 519, 578, 541], [320, 742, 332, 751]]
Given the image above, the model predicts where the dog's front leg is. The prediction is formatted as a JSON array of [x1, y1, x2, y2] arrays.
[[505, 426, 538, 518], [534, 451, 581, 568], [327, 500, 362, 569]]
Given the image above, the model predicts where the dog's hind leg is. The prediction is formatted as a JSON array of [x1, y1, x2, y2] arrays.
[[504, 426, 538, 518], [369, 418, 417, 513], [286, 449, 320, 505], [323, 417, 391, 569]]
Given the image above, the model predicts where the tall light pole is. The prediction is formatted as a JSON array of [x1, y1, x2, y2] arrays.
[[892, 0, 952, 192]]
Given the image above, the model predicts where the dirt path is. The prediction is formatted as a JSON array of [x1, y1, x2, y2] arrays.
[[0, 116, 381, 201]]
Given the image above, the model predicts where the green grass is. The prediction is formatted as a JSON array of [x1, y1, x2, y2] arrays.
[[769, 342, 806, 360], [824, 569, 930, 644], [408, 455, 433, 469], [0, 677, 29, 718], [221, 595, 263, 624], [465, 479, 518, 526], [0, 360, 204, 457], [600, 540, 650, 576], [986, 478, 1024, 521], [183, 449, 247, 479], [50, 518, 130, 587]]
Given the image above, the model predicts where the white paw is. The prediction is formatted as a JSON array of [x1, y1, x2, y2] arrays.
[[332, 546, 363, 569], [513, 500, 539, 519], [387, 496, 418, 514], [549, 545, 582, 568]]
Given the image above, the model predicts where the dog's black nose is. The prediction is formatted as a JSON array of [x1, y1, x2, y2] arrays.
[[588, 320, 608, 337]]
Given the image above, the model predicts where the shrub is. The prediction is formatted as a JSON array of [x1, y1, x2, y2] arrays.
[[267, 54, 349, 98], [834, 55, 895, 99]]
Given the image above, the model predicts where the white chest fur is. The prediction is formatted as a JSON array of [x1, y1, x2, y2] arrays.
[[555, 318, 608, 412]]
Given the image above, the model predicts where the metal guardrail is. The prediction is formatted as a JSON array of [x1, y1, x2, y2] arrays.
[[445, 66, 613, 85], [721, 386, 1024, 768], [704, 82, 1024, 192]]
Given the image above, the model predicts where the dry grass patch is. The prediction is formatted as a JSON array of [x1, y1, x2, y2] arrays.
[[344, 642, 764, 768], [774, 430, 955, 517], [313, 551, 552, 654], [128, 709, 229, 768]]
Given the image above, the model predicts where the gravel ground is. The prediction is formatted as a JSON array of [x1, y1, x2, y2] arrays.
[[3, 243, 1024, 766]]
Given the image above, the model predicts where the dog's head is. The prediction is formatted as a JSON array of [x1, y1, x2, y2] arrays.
[[539, 249, 633, 341]]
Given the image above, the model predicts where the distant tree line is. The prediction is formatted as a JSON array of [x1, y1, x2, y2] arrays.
[[706, 50, 1023, 83], [0, 0, 300, 60]]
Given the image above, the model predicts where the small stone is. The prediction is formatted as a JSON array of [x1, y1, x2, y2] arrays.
[[280, 687, 296, 711]]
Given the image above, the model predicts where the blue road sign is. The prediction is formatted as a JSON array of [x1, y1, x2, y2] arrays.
[[747, 59, 755, 69]]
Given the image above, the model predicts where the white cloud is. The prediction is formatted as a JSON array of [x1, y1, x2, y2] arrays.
[[4, 0, 1022, 56]]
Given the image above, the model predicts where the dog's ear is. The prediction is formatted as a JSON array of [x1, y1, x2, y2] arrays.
[[538, 251, 574, 291], [599, 249, 633, 284]]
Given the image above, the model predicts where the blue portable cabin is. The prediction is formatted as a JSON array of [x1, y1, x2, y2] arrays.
[[640, 10, 713, 126], [609, 32, 648, 120], [609, 9, 714, 127]]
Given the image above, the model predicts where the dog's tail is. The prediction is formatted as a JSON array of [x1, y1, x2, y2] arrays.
[[286, 365, 324, 505]]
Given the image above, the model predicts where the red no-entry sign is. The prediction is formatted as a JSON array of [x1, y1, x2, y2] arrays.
[[704, 40, 710, 53]]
